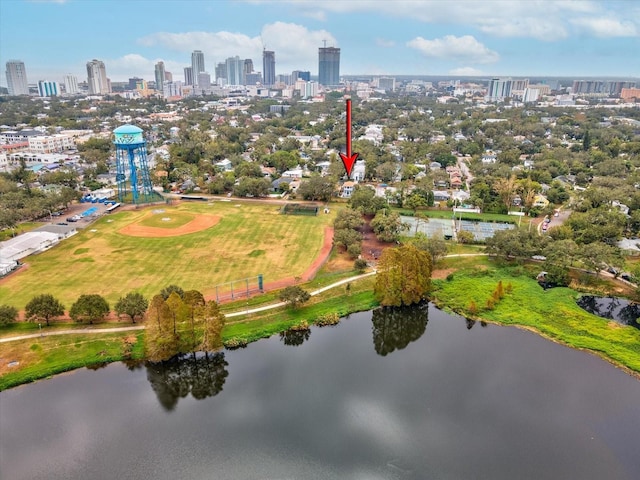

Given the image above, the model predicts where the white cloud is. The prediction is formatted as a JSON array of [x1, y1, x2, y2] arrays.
[[104, 54, 184, 82], [449, 66, 483, 76], [243, 0, 637, 41], [139, 22, 336, 72], [407, 35, 499, 64], [376, 38, 396, 48], [570, 17, 638, 37]]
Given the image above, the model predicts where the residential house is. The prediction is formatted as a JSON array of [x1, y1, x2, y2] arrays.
[[352, 160, 366, 182], [215, 159, 233, 171], [481, 150, 498, 164], [341, 181, 356, 198], [533, 194, 549, 208]]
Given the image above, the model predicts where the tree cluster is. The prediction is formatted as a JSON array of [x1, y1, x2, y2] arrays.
[[144, 287, 225, 362]]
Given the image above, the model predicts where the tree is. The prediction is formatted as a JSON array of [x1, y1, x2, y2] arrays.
[[374, 244, 432, 307], [297, 175, 336, 201], [333, 227, 363, 251], [409, 233, 448, 263], [278, 285, 311, 309], [0, 305, 18, 326], [200, 301, 226, 352], [69, 294, 110, 324], [25, 294, 65, 326], [115, 292, 149, 323], [349, 185, 386, 215], [160, 284, 184, 300], [583, 129, 591, 151], [334, 208, 364, 230], [370, 210, 408, 243], [404, 193, 428, 214]]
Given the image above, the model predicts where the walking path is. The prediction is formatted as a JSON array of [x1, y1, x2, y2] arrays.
[[0, 272, 376, 343]]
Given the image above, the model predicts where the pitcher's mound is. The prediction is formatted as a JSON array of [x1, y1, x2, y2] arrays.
[[119, 214, 221, 237]]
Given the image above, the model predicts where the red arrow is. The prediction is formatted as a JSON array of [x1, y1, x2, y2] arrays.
[[339, 98, 359, 178]]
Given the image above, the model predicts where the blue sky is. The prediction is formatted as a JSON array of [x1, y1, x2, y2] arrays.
[[1, 0, 639, 86]]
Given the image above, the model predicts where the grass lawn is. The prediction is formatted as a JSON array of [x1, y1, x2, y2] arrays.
[[0, 201, 336, 309], [0, 221, 44, 241], [0, 331, 145, 390], [431, 265, 640, 375]]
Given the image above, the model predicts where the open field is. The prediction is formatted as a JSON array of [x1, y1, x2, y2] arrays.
[[0, 201, 335, 309]]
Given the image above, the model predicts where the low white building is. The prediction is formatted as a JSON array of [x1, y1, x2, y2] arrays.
[[0, 231, 60, 263]]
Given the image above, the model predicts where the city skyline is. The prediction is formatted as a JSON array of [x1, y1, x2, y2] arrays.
[[0, 0, 639, 87]]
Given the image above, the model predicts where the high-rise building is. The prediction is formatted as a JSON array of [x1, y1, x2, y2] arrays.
[[244, 59, 254, 76], [486, 78, 512, 102], [263, 50, 275, 86], [292, 70, 310, 82], [154, 61, 166, 92], [225, 56, 245, 86], [197, 72, 211, 90], [245, 72, 262, 85], [215, 62, 227, 84], [86, 59, 110, 95], [128, 77, 143, 90], [37, 80, 60, 97], [184, 67, 193, 86], [318, 47, 340, 86], [5, 60, 29, 95], [63, 74, 79, 95], [191, 50, 205, 86], [164, 71, 173, 82]]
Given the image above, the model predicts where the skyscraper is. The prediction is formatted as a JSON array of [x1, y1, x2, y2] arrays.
[[318, 47, 340, 86], [215, 62, 227, 85], [191, 50, 205, 86], [63, 74, 79, 95], [263, 50, 275, 86], [225, 56, 244, 86], [5, 60, 29, 95], [86, 59, 110, 94], [184, 67, 193, 86], [154, 61, 166, 92]]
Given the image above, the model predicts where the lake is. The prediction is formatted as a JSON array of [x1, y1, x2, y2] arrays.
[[2, 304, 639, 479]]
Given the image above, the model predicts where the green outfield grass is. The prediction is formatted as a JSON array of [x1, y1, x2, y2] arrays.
[[0, 201, 335, 309]]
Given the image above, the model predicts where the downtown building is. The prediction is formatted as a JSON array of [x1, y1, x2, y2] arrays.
[[5, 60, 29, 95], [63, 74, 79, 95], [263, 50, 275, 86], [486, 78, 512, 102], [155, 61, 166, 92], [86, 59, 110, 95], [37, 80, 60, 97], [318, 47, 340, 86], [191, 50, 205, 86]]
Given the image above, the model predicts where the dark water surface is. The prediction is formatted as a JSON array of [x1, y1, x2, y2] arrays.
[[2, 304, 640, 480], [577, 295, 640, 329]]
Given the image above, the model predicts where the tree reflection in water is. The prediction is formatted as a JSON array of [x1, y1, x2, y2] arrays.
[[145, 352, 229, 411], [279, 328, 311, 347], [371, 301, 429, 356], [577, 296, 640, 329]]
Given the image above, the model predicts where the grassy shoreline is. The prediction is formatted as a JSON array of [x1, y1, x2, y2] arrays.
[[430, 264, 640, 378], [3, 261, 640, 391], [0, 275, 377, 391]]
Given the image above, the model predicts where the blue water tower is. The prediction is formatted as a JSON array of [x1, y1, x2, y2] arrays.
[[113, 124, 154, 204]]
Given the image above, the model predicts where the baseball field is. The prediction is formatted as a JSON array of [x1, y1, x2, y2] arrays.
[[0, 200, 336, 310]]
